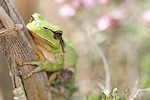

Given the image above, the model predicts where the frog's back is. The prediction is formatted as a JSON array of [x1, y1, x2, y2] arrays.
[[64, 37, 78, 71]]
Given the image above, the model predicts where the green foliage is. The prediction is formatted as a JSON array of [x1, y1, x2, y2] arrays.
[[65, 80, 78, 95], [101, 88, 120, 100], [111, 88, 120, 100], [140, 55, 150, 72], [101, 91, 108, 100], [88, 88, 120, 100], [139, 75, 150, 88], [52, 69, 78, 96], [140, 55, 150, 87], [88, 91, 100, 100]]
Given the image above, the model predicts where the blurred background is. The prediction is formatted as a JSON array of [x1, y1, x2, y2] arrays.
[[13, 0, 150, 99]]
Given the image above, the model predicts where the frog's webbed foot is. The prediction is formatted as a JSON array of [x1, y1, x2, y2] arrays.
[[17, 69, 34, 80], [17, 61, 24, 67], [22, 70, 36, 79], [21, 74, 30, 80], [17, 61, 33, 66], [46, 71, 61, 90]]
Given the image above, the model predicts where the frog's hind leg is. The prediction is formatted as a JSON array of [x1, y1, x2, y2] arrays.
[[45, 71, 61, 90]]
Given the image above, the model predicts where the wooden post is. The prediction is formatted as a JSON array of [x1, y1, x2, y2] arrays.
[[0, 0, 49, 99]]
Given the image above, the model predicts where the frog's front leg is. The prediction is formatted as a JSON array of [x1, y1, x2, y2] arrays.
[[20, 55, 64, 79], [20, 61, 45, 79]]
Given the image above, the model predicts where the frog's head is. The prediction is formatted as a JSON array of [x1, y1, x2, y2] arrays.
[[43, 26, 65, 53], [27, 13, 65, 53], [29, 13, 43, 23]]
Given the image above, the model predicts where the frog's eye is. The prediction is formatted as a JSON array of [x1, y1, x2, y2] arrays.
[[53, 31, 62, 39], [29, 16, 35, 23]]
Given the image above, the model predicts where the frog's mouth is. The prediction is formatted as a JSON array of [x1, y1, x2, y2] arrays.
[[28, 28, 65, 53], [29, 16, 34, 23], [29, 30, 56, 48]]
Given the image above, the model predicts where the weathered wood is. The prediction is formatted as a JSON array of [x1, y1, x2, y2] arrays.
[[0, 46, 13, 100], [0, 0, 48, 99]]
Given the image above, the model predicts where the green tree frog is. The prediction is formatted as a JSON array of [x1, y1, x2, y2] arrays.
[[20, 13, 77, 81]]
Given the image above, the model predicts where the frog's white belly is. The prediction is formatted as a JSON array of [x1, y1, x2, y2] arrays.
[[36, 44, 56, 63]]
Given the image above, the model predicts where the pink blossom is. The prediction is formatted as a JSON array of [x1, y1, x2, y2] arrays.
[[96, 16, 111, 31], [79, 0, 96, 7], [71, 0, 81, 9], [142, 10, 150, 25], [58, 4, 76, 19], [111, 9, 124, 20], [96, 15, 119, 31], [98, 0, 110, 5]]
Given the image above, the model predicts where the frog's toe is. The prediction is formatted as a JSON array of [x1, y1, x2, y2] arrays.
[[45, 82, 51, 90], [17, 70, 23, 76], [45, 85, 49, 90], [17, 61, 23, 67], [22, 75, 29, 80]]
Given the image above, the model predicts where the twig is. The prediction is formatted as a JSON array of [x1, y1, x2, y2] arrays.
[[85, 25, 111, 95], [129, 81, 150, 100], [130, 87, 150, 100], [129, 80, 139, 99], [97, 81, 105, 91], [98, 47, 110, 93]]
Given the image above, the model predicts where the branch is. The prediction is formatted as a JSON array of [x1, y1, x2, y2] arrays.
[[130, 87, 150, 100], [129, 80, 138, 99], [85, 25, 111, 95], [129, 81, 150, 100]]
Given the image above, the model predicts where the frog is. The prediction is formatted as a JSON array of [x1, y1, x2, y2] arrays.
[[19, 13, 77, 86]]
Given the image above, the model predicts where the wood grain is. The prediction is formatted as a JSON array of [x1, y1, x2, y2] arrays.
[[0, 0, 49, 99]]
